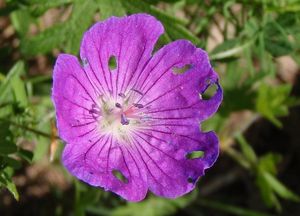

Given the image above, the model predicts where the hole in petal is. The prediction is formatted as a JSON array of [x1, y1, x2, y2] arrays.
[[172, 64, 192, 74], [108, 56, 117, 71], [201, 83, 218, 100], [81, 58, 88, 67], [112, 170, 128, 184], [186, 150, 204, 159], [187, 177, 197, 184]]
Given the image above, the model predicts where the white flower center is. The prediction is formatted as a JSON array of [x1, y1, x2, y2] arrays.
[[94, 92, 148, 142]]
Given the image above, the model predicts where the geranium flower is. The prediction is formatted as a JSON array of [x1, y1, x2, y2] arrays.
[[52, 13, 223, 202]]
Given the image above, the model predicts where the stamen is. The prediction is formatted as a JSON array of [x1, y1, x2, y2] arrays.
[[118, 93, 126, 98], [89, 104, 101, 115], [115, 103, 122, 108], [121, 114, 130, 125], [131, 88, 144, 96], [89, 109, 100, 114], [133, 103, 144, 109]]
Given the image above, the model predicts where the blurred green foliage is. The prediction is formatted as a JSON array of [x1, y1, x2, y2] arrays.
[[1, 0, 300, 215]]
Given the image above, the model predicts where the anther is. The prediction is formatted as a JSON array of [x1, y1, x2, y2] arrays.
[[118, 93, 126, 98], [89, 108, 100, 115], [121, 114, 130, 125], [133, 103, 144, 109], [131, 88, 144, 96], [115, 103, 122, 108]]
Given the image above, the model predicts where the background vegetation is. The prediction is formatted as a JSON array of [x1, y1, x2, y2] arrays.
[[1, 0, 300, 215]]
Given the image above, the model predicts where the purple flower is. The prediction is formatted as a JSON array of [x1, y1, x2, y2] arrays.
[[52, 14, 223, 202]]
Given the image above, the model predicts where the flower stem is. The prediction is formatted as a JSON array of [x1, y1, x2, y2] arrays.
[[0, 118, 59, 139]]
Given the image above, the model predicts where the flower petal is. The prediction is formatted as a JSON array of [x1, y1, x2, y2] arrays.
[[131, 39, 222, 122], [130, 129, 218, 198], [62, 136, 148, 201], [80, 13, 164, 98], [124, 40, 222, 198], [52, 54, 100, 143]]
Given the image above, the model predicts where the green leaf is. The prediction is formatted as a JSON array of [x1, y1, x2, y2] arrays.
[[0, 61, 24, 103], [111, 192, 197, 216], [10, 9, 32, 36], [20, 0, 93, 55], [0, 72, 5, 81], [256, 173, 281, 210], [265, 37, 293, 57], [0, 61, 27, 112], [256, 84, 297, 127], [220, 86, 256, 116], [201, 113, 225, 133], [122, 0, 187, 25], [96, 0, 125, 19], [211, 39, 240, 55], [17, 149, 33, 163], [5, 180, 19, 201], [198, 198, 272, 216], [255, 152, 299, 210], [164, 22, 202, 47], [256, 153, 282, 209], [64, 0, 98, 54], [25, 0, 72, 5], [276, 12, 298, 32], [33, 136, 49, 161], [11, 70, 28, 108], [0, 141, 17, 155], [0, 121, 17, 155], [266, 2, 300, 13], [21, 23, 67, 56], [264, 21, 294, 57], [122, 0, 201, 46], [186, 150, 204, 159], [26, 0, 74, 17], [236, 134, 257, 164], [0, 103, 14, 118], [210, 39, 254, 60], [262, 172, 300, 202], [0, 168, 19, 201], [258, 153, 281, 175], [242, 17, 260, 38], [2, 156, 22, 169], [0, 3, 17, 16]]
